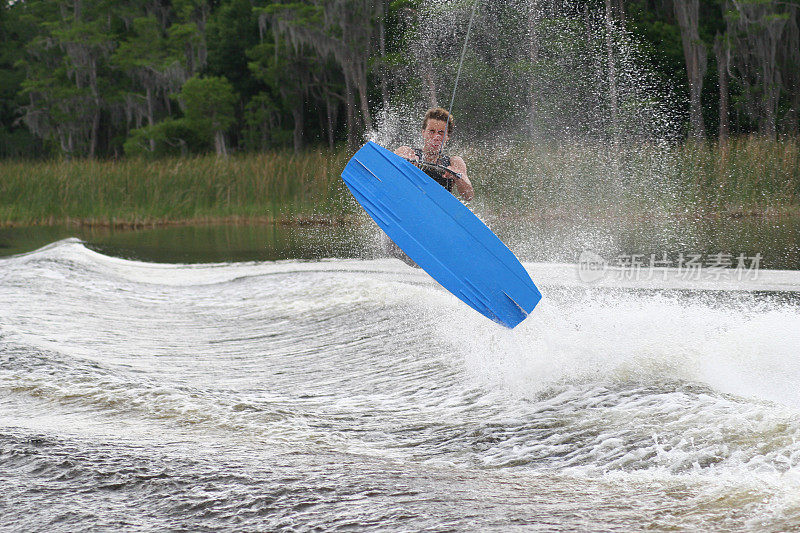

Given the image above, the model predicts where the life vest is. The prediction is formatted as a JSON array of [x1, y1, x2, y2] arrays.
[[414, 148, 454, 192]]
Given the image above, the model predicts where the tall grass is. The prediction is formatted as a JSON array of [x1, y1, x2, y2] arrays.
[[466, 138, 682, 220], [468, 135, 800, 220], [675, 136, 800, 213], [1, 136, 798, 227], [0, 149, 355, 227]]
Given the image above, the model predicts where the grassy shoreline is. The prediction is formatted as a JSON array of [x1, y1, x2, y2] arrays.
[[0, 214, 360, 230], [0, 149, 355, 228], [2, 136, 799, 228]]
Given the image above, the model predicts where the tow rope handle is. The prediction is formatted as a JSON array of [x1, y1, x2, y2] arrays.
[[404, 158, 463, 181]]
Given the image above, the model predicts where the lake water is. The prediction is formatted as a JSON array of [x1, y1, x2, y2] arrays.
[[2, 214, 800, 267], [2, 220, 800, 531]]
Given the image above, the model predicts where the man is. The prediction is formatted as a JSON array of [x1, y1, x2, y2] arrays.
[[395, 107, 474, 201]]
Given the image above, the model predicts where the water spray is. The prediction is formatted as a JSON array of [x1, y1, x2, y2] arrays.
[[434, 0, 480, 166]]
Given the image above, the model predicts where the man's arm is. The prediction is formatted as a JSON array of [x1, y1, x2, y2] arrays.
[[447, 156, 474, 201]]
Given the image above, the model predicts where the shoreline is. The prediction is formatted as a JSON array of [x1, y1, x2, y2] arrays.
[[3, 204, 799, 231], [0, 214, 359, 230], [2, 136, 798, 230]]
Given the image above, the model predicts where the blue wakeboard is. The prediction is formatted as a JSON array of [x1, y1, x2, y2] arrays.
[[341, 141, 541, 328]]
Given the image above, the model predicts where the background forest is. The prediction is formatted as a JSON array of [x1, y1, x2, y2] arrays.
[[0, 0, 798, 160]]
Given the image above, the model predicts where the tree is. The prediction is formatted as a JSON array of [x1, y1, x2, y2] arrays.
[[112, 14, 190, 150], [176, 75, 236, 155], [726, 0, 789, 138], [777, 3, 799, 135], [713, 31, 729, 144], [18, 0, 116, 157], [673, 0, 707, 140], [247, 17, 316, 153], [242, 91, 283, 150], [206, 0, 262, 150], [0, 0, 41, 157], [123, 117, 201, 156], [265, 0, 383, 149]]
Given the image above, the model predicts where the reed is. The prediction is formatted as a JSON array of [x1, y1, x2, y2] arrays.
[[470, 135, 800, 220], [0, 149, 356, 227], [1, 137, 798, 227], [674, 136, 800, 213]]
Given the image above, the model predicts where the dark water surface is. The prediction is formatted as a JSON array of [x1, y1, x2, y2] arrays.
[[2, 214, 800, 268], [0, 223, 375, 264]]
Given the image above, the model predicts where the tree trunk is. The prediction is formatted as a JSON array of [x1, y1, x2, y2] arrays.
[[424, 69, 438, 107], [90, 110, 99, 157], [714, 33, 729, 145], [214, 130, 227, 156], [325, 93, 335, 150], [146, 85, 156, 152], [420, 39, 438, 107], [345, 75, 356, 151], [291, 103, 303, 154], [416, 16, 438, 108], [90, 57, 100, 158], [378, 2, 388, 108], [354, 64, 372, 133], [727, 0, 787, 139], [529, 2, 540, 137], [606, 0, 624, 21], [757, 14, 785, 138], [605, 0, 619, 144], [674, 0, 707, 141], [784, 6, 799, 134]]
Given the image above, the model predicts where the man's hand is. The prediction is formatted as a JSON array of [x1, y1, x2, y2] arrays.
[[448, 156, 474, 201], [394, 145, 473, 201], [394, 146, 418, 162]]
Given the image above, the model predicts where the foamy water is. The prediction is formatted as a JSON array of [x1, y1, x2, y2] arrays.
[[2, 239, 799, 531]]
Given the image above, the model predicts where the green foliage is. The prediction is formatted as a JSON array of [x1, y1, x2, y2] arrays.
[[110, 14, 190, 87], [123, 74, 238, 157], [242, 92, 290, 150], [257, 2, 322, 25], [206, 0, 260, 99], [0, 0, 798, 159], [123, 118, 206, 157], [0, 1, 41, 157], [176, 75, 237, 137]]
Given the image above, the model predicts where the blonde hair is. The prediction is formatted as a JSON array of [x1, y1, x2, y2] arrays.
[[422, 107, 454, 135]]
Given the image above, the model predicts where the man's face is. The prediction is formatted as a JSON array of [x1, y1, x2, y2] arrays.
[[421, 118, 449, 153]]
